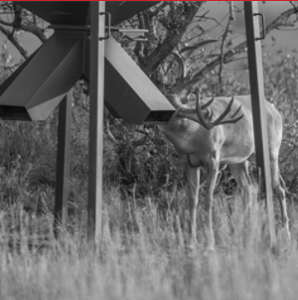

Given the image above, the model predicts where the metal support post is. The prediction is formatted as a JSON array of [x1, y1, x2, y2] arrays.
[[87, 1, 105, 244], [54, 89, 72, 236], [244, 1, 276, 246]]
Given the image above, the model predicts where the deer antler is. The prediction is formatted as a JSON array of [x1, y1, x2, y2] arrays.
[[195, 91, 244, 130]]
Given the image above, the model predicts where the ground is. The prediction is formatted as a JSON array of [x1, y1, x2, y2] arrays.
[[0, 185, 297, 300]]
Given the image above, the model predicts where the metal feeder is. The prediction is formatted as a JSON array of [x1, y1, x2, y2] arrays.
[[0, 1, 175, 123], [0, 1, 175, 241]]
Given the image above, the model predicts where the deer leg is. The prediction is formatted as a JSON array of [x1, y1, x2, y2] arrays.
[[185, 164, 200, 249], [271, 160, 290, 238], [204, 153, 219, 251], [229, 161, 252, 203]]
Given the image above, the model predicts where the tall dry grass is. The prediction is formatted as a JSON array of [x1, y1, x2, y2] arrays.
[[0, 186, 297, 300]]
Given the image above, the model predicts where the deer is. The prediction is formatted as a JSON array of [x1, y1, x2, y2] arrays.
[[157, 91, 289, 251]]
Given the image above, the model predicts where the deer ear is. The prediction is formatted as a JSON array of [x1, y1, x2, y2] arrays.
[[166, 94, 182, 108]]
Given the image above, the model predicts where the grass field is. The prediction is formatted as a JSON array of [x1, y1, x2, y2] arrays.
[[0, 186, 297, 300]]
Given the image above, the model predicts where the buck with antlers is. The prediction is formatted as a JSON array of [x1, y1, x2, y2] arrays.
[[158, 91, 289, 250]]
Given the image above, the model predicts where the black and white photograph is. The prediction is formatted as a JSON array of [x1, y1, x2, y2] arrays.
[[0, 1, 297, 299]]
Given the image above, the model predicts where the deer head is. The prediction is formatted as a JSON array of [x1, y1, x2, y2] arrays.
[[167, 90, 244, 130]]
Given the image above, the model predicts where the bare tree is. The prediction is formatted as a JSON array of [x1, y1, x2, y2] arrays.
[[0, 1, 297, 91], [0, 2, 47, 59]]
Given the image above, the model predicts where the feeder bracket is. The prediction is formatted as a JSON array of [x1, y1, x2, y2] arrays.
[[110, 27, 148, 42], [99, 12, 111, 41]]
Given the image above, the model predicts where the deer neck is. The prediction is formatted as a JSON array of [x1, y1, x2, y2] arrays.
[[158, 115, 202, 141], [157, 116, 208, 157]]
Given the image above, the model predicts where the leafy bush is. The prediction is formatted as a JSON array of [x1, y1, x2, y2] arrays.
[[263, 50, 298, 198]]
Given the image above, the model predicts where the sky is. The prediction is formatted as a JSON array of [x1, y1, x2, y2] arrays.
[[203, 2, 296, 56], [208, 1, 296, 52], [0, 1, 297, 64], [205, 1, 297, 83]]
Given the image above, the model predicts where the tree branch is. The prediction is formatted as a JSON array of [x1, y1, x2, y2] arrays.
[[218, 16, 233, 95], [0, 25, 28, 59], [13, 5, 47, 43], [147, 2, 167, 18], [0, 17, 13, 26], [20, 21, 47, 43], [138, 2, 203, 75], [172, 7, 298, 94], [134, 13, 146, 63]]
